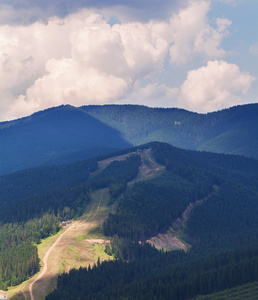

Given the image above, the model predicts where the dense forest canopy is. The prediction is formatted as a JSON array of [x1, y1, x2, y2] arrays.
[[0, 153, 142, 290], [45, 142, 258, 299], [1, 103, 257, 175], [0, 141, 257, 297]]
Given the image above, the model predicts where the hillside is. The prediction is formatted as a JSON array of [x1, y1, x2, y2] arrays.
[[45, 142, 258, 300], [0, 103, 257, 175], [83, 103, 258, 158], [0, 142, 257, 299], [0, 105, 131, 175]]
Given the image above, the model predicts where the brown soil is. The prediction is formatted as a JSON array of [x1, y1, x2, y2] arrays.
[[147, 228, 188, 251], [147, 195, 212, 252]]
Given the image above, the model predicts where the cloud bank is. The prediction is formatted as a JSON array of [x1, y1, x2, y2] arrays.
[[0, 0, 256, 120], [179, 60, 255, 112]]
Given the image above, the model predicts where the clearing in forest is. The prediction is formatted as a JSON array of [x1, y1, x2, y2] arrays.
[[7, 149, 165, 300], [147, 194, 212, 251]]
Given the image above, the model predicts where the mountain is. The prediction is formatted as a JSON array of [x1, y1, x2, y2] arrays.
[[83, 103, 258, 158], [0, 105, 131, 175], [27, 141, 256, 300], [0, 141, 257, 298], [1, 103, 257, 175]]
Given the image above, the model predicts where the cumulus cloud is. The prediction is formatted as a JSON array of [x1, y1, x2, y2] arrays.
[[1, 11, 171, 120], [169, 0, 231, 65], [0, 0, 236, 120], [122, 83, 179, 108], [0, 0, 187, 25], [178, 60, 256, 112]]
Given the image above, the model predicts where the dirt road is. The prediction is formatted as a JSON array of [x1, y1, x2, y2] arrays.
[[27, 188, 107, 300], [22, 149, 164, 299], [29, 224, 74, 300]]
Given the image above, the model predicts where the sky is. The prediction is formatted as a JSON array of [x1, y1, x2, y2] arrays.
[[0, 0, 257, 121]]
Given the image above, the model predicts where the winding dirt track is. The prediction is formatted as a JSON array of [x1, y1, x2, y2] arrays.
[[29, 225, 74, 300], [28, 150, 159, 299], [29, 190, 104, 300]]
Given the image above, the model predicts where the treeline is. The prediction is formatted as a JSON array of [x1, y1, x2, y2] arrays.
[[89, 154, 141, 191], [104, 142, 258, 242], [0, 213, 60, 290], [104, 235, 159, 261], [103, 172, 199, 240], [83, 103, 258, 159], [151, 142, 258, 187], [47, 240, 258, 299], [0, 183, 91, 224], [186, 180, 258, 247], [103, 146, 216, 241], [0, 157, 97, 205], [0, 180, 92, 289], [47, 142, 258, 299], [0, 243, 38, 290], [0, 152, 141, 290], [46, 248, 185, 300]]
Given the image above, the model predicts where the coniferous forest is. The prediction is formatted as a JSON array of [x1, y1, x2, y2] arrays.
[[0, 139, 257, 298], [46, 142, 258, 299], [0, 154, 141, 291]]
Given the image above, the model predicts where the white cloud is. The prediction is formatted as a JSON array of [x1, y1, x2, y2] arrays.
[[169, 0, 231, 65], [0, 1, 234, 120], [1, 11, 171, 120], [0, 0, 186, 25], [122, 82, 179, 108], [178, 60, 256, 112]]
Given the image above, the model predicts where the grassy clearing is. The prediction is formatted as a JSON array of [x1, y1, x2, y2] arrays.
[[7, 150, 166, 299], [7, 187, 112, 300]]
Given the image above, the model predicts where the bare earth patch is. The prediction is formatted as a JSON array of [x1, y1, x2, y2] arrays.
[[85, 239, 110, 244], [147, 228, 188, 251], [147, 194, 212, 252]]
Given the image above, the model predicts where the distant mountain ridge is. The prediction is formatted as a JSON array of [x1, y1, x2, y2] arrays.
[[83, 103, 258, 157], [0, 105, 131, 175], [0, 103, 257, 175]]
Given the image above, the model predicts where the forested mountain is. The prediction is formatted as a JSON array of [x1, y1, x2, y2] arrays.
[[83, 103, 258, 158], [0, 141, 257, 297], [0, 105, 130, 175], [0, 150, 142, 290], [1, 103, 257, 175], [44, 142, 258, 300]]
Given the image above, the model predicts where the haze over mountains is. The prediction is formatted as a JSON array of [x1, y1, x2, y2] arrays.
[[0, 103, 257, 175]]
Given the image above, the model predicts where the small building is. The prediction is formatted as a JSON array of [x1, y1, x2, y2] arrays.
[[62, 221, 72, 226]]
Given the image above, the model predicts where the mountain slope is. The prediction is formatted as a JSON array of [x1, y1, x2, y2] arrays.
[[0, 141, 257, 298], [0, 105, 131, 175], [83, 103, 258, 158], [1, 103, 257, 175], [44, 142, 258, 300]]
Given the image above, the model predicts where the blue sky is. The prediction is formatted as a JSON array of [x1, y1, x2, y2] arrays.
[[0, 0, 257, 121]]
